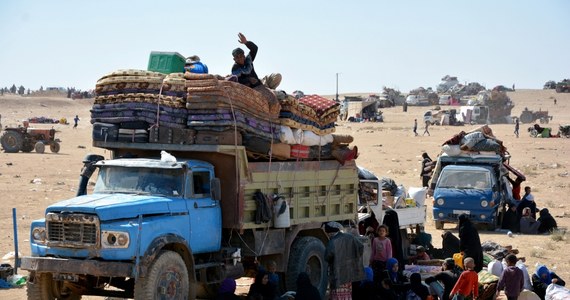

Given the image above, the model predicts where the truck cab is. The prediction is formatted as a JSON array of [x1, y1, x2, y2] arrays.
[[431, 153, 509, 230]]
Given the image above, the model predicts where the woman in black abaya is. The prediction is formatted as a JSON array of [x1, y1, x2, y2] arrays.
[[458, 214, 484, 272]]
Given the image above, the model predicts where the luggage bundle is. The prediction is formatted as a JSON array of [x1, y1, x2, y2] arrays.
[[91, 69, 358, 165], [92, 70, 189, 143], [441, 125, 507, 156]]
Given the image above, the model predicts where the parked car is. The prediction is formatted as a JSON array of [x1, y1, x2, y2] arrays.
[[406, 94, 429, 106], [439, 95, 451, 105]]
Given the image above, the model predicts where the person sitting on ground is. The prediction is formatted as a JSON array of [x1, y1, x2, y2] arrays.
[[517, 186, 538, 225], [425, 258, 461, 300], [352, 266, 378, 300], [450, 257, 479, 300], [216, 277, 241, 300], [294, 272, 321, 300], [381, 258, 408, 298], [532, 265, 566, 300], [247, 269, 279, 300], [537, 208, 557, 234], [404, 272, 430, 300], [520, 207, 541, 234], [410, 245, 430, 264], [184, 55, 208, 74]]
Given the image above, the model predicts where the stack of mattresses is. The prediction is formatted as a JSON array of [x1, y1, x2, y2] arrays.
[[279, 94, 339, 135], [184, 72, 280, 151], [270, 93, 357, 162], [92, 70, 191, 143]]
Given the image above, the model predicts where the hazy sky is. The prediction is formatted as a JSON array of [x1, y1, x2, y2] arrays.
[[1, 1, 569, 95]]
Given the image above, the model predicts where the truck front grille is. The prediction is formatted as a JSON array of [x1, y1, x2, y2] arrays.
[[46, 213, 100, 248]]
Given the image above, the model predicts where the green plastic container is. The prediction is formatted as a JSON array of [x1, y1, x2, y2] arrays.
[[147, 51, 186, 74]]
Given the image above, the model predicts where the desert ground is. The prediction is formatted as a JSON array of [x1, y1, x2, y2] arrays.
[[0, 89, 569, 299]]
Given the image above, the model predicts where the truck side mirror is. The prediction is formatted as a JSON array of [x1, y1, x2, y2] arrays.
[[210, 178, 221, 201]]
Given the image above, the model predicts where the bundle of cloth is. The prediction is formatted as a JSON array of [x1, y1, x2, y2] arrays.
[[441, 125, 507, 155], [92, 70, 188, 129]]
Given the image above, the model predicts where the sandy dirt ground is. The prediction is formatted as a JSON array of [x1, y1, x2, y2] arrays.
[[0, 89, 569, 299]]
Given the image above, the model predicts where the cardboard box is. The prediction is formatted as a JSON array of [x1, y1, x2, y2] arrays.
[[290, 144, 309, 158]]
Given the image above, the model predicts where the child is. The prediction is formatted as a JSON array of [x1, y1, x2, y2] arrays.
[[411, 245, 431, 264], [497, 254, 524, 300], [370, 224, 393, 282], [450, 257, 479, 300]]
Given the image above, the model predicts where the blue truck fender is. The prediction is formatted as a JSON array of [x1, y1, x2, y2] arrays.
[[139, 234, 195, 281]]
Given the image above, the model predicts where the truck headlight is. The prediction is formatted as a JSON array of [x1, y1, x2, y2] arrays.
[[480, 214, 486, 220], [102, 231, 130, 248], [436, 198, 445, 206], [32, 227, 47, 243], [481, 200, 489, 207]]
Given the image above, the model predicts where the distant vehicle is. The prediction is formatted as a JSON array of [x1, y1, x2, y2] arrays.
[[0, 123, 61, 153], [543, 81, 556, 89], [456, 106, 489, 125], [406, 94, 429, 106], [556, 79, 570, 93], [439, 95, 451, 105], [437, 76, 459, 93]]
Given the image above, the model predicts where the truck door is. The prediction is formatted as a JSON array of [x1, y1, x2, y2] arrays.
[[186, 169, 221, 253]]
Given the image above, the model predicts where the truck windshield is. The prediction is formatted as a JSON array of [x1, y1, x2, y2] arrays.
[[437, 169, 491, 189], [94, 166, 184, 197]]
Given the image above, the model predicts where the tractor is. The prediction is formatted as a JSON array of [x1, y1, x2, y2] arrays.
[[0, 123, 61, 153], [519, 108, 553, 124]]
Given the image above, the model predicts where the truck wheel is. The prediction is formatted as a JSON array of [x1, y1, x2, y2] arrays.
[[134, 250, 192, 300], [50, 142, 61, 153], [1, 131, 23, 153], [35, 142, 46, 153], [26, 272, 82, 300], [286, 236, 327, 297], [435, 221, 444, 230]]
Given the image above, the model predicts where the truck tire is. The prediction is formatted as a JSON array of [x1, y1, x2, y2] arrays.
[[35, 142, 46, 153], [435, 221, 444, 230], [519, 111, 533, 124], [134, 250, 193, 300], [286, 236, 327, 297], [26, 271, 82, 300], [50, 142, 61, 153], [1, 131, 23, 153]]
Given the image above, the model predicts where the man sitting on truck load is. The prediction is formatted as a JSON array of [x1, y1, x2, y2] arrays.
[[231, 32, 279, 108], [184, 55, 208, 74]]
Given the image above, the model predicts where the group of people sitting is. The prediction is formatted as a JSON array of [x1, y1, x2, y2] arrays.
[[502, 185, 558, 234]]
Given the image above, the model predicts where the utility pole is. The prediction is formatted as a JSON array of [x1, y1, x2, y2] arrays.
[[335, 73, 339, 102]]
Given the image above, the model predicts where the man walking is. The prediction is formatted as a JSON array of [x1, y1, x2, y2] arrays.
[[413, 119, 418, 136], [423, 120, 430, 136], [514, 118, 519, 138], [73, 115, 80, 129]]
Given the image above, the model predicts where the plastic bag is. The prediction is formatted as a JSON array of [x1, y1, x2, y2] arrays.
[[279, 126, 297, 144], [408, 187, 427, 206]]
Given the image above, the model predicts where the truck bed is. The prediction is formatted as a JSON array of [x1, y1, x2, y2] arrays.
[[94, 141, 360, 230]]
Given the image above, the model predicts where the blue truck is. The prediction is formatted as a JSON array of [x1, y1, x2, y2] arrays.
[[20, 142, 362, 299], [430, 152, 513, 231]]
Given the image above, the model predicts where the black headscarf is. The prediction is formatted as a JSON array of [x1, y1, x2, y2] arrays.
[[458, 214, 484, 272], [295, 272, 321, 300], [409, 273, 430, 300], [538, 208, 557, 233], [248, 270, 278, 300], [383, 209, 404, 268]]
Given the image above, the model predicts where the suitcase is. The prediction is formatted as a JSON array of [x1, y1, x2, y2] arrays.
[[118, 129, 148, 143], [242, 133, 271, 154], [150, 127, 195, 144], [270, 143, 291, 159], [195, 130, 242, 145], [290, 144, 309, 158], [92, 122, 118, 142]]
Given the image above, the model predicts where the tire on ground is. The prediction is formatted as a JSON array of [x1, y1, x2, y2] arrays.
[[35, 142, 45, 153], [133, 250, 194, 300], [26, 271, 82, 300], [286, 236, 327, 297], [50, 142, 60, 153], [1, 131, 23, 153]]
